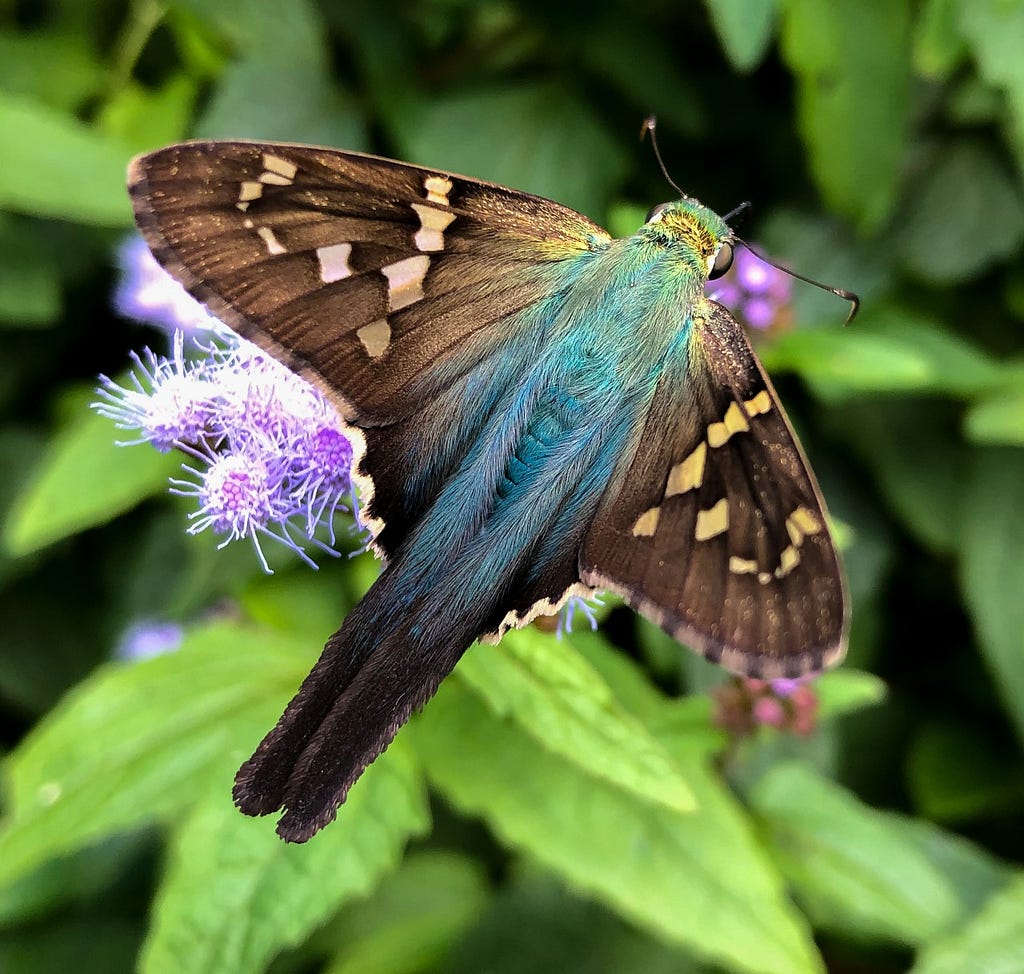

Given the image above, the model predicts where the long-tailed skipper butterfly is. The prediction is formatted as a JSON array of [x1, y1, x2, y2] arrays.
[[128, 131, 851, 842]]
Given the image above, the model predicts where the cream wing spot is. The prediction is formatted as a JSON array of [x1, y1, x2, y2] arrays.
[[729, 556, 759, 575], [632, 506, 661, 537], [256, 226, 286, 255], [424, 175, 453, 205], [238, 180, 263, 202], [776, 545, 801, 578], [261, 154, 297, 181], [316, 243, 353, 283], [259, 171, 293, 186], [411, 203, 457, 252], [665, 442, 706, 497], [695, 498, 729, 541], [786, 506, 823, 546], [707, 401, 750, 447], [382, 254, 430, 310], [357, 319, 391, 358], [744, 390, 772, 416]]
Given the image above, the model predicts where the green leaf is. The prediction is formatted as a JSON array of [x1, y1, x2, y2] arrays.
[[175, 0, 329, 71], [957, 0, 1024, 180], [907, 722, 1024, 823], [0, 214, 61, 327], [412, 680, 822, 974], [139, 743, 428, 974], [960, 448, 1024, 746], [3, 396, 179, 557], [321, 852, 489, 974], [0, 28, 105, 113], [97, 75, 199, 155], [577, 19, 703, 135], [888, 816, 1012, 920], [195, 61, 367, 149], [825, 399, 968, 555], [0, 918, 140, 974], [966, 379, 1024, 446], [813, 669, 887, 719], [778, 0, 911, 232], [0, 92, 133, 226], [443, 867, 701, 974], [912, 873, 1024, 974], [913, 0, 966, 78], [761, 306, 1000, 400], [703, 0, 777, 72], [458, 629, 695, 814], [0, 620, 312, 886], [750, 762, 961, 944], [894, 141, 1024, 284], [0, 832, 148, 925], [397, 84, 628, 221]]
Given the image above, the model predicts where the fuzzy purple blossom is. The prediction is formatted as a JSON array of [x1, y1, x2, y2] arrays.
[[115, 236, 223, 338], [712, 674, 819, 738], [96, 236, 358, 571], [115, 619, 185, 661], [557, 593, 604, 638], [708, 246, 793, 331]]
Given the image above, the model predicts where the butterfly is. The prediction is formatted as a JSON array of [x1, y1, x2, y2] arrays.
[[128, 139, 849, 842]]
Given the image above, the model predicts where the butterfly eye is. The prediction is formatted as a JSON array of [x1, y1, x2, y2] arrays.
[[708, 242, 734, 280], [645, 202, 671, 223]]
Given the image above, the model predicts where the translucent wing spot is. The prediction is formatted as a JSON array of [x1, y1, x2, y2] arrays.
[[729, 556, 758, 575], [424, 175, 453, 206], [632, 506, 661, 537], [695, 498, 729, 541], [382, 254, 430, 310], [356, 318, 391, 358], [411, 203, 456, 252], [745, 390, 772, 416], [259, 171, 292, 186], [256, 226, 286, 255], [665, 442, 707, 497], [707, 401, 749, 448], [776, 544, 800, 578], [786, 506, 822, 545], [316, 243, 353, 283], [262, 154, 297, 182], [234, 181, 262, 207]]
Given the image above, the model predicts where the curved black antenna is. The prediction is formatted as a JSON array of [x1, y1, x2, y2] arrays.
[[735, 236, 860, 324], [640, 116, 687, 199], [722, 200, 752, 226]]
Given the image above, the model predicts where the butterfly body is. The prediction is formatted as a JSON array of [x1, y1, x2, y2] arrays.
[[128, 142, 847, 840]]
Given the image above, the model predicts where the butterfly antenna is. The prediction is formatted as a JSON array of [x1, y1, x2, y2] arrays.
[[640, 116, 688, 199], [722, 201, 752, 226], [735, 236, 860, 324]]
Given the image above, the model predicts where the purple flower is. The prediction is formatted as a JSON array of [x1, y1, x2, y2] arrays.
[[712, 674, 820, 738], [557, 593, 604, 638], [707, 245, 793, 331], [114, 236, 223, 338], [115, 619, 185, 661], [97, 239, 359, 572], [94, 331, 214, 451]]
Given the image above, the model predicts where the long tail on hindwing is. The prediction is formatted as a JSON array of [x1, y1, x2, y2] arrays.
[[233, 558, 495, 842]]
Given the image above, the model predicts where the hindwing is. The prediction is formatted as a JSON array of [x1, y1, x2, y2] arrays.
[[580, 300, 848, 678]]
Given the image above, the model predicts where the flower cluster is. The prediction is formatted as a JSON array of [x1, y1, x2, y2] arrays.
[[96, 237, 357, 572], [709, 246, 793, 331], [712, 675, 819, 738]]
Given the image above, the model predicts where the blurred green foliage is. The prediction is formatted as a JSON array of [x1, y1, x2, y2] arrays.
[[1, 0, 1023, 971]]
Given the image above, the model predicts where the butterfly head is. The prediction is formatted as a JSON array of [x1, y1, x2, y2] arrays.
[[641, 198, 735, 284]]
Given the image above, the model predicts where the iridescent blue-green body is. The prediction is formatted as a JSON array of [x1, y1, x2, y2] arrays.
[[129, 143, 846, 841]]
